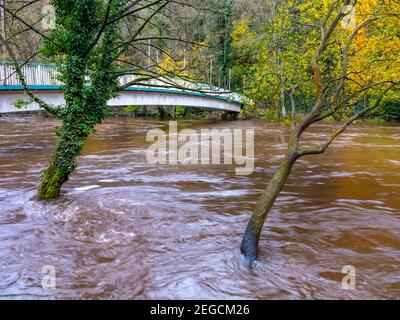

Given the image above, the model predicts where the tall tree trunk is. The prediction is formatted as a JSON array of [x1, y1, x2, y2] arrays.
[[281, 87, 287, 117], [36, 121, 89, 200], [241, 148, 297, 262], [290, 89, 296, 129], [274, 98, 281, 121], [158, 106, 165, 120], [172, 106, 176, 120]]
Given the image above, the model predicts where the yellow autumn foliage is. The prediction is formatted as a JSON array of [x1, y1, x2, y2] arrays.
[[346, 1, 399, 90]]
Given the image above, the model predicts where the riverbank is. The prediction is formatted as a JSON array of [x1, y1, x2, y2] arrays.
[[2, 106, 399, 127]]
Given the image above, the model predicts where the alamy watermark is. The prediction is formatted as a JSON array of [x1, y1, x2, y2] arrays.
[[41, 264, 56, 290], [41, 0, 56, 30], [341, 4, 356, 30], [341, 265, 356, 290], [146, 121, 255, 176]]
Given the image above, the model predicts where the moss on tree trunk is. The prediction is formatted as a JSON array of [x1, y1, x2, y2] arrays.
[[36, 122, 90, 200], [37, 161, 69, 200]]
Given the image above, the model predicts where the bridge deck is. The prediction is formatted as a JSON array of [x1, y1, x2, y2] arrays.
[[0, 63, 243, 114]]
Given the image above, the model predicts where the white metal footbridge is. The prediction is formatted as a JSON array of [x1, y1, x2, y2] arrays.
[[0, 62, 243, 114]]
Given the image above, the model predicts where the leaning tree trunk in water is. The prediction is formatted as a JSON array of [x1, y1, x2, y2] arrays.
[[239, 0, 400, 263], [240, 82, 396, 262], [37, 121, 91, 200], [240, 143, 298, 262], [34, 0, 122, 200]]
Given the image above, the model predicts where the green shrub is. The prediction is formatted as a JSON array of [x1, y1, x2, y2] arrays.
[[374, 99, 400, 121], [123, 105, 139, 116]]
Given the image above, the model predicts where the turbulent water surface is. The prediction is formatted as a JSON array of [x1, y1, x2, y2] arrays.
[[0, 116, 399, 299]]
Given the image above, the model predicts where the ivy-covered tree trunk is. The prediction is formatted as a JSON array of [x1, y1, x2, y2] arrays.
[[37, 121, 90, 200], [34, 0, 121, 200]]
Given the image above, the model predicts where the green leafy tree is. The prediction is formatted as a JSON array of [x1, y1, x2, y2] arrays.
[[246, 0, 316, 121], [209, 0, 234, 87]]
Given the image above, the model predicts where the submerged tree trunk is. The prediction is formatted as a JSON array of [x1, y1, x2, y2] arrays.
[[158, 106, 166, 120], [36, 121, 90, 200], [241, 144, 298, 262]]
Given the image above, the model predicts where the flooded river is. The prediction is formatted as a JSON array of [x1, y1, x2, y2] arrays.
[[0, 116, 399, 299]]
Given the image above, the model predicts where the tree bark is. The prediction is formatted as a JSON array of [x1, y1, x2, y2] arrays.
[[241, 148, 297, 262], [280, 84, 286, 117], [36, 122, 89, 200], [158, 106, 165, 119], [290, 89, 296, 129], [274, 98, 281, 121]]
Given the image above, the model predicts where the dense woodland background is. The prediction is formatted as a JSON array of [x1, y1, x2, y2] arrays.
[[1, 0, 399, 121]]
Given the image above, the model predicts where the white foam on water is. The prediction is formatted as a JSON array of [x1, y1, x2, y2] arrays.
[[74, 185, 101, 192]]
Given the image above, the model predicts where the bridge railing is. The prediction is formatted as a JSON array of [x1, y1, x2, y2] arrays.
[[0, 62, 243, 103], [0, 62, 61, 86]]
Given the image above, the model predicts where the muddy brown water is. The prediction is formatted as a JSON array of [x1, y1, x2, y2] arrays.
[[0, 116, 399, 299]]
